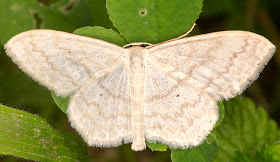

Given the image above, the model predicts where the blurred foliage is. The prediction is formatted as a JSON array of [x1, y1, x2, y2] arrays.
[[232, 142, 280, 162], [213, 97, 280, 161], [0, 0, 279, 161]]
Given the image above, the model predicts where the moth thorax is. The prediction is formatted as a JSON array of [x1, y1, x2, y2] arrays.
[[128, 46, 146, 71]]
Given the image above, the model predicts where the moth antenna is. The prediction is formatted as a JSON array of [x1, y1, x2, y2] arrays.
[[146, 23, 196, 49]]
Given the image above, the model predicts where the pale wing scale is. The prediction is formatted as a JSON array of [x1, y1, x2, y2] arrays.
[[4, 30, 126, 96], [68, 67, 133, 147], [148, 31, 276, 99], [144, 65, 218, 148]]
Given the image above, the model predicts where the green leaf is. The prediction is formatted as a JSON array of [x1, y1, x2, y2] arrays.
[[147, 142, 168, 151], [52, 26, 127, 112], [107, 0, 203, 44], [51, 91, 70, 114], [171, 133, 219, 162], [74, 26, 127, 46], [0, 104, 89, 161], [213, 97, 280, 162], [215, 101, 225, 127], [0, 0, 92, 44]]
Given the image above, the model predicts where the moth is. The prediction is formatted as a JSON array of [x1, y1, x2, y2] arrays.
[[5, 29, 275, 151]]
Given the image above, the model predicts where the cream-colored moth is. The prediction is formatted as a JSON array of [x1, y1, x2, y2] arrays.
[[5, 29, 275, 151]]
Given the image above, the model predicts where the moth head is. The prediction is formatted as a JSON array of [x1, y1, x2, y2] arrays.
[[123, 42, 153, 48]]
